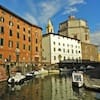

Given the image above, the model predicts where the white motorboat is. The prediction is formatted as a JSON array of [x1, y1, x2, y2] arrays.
[[72, 71, 83, 88], [34, 68, 48, 76], [25, 73, 33, 80], [8, 72, 25, 85]]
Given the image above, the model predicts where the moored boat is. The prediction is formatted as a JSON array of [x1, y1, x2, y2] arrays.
[[8, 72, 25, 85], [25, 73, 33, 80], [72, 71, 83, 88], [34, 68, 48, 76]]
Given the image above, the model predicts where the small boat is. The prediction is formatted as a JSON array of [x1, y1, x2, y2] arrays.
[[86, 65, 95, 70], [34, 71, 40, 76], [8, 72, 25, 85], [34, 68, 48, 76], [25, 73, 33, 80], [38, 68, 48, 74], [72, 71, 83, 88]]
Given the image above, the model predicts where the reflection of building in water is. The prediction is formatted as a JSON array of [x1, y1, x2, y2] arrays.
[[0, 75, 98, 100], [42, 76, 52, 100], [0, 82, 7, 98], [51, 76, 77, 100]]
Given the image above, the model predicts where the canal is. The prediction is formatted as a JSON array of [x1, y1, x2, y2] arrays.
[[0, 73, 100, 100]]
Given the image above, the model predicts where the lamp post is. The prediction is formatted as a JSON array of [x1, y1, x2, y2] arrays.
[[15, 48, 20, 71]]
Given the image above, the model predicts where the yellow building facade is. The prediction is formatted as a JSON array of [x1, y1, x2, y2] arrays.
[[59, 16, 90, 43], [81, 42, 98, 62]]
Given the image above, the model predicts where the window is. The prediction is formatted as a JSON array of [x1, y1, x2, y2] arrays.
[[23, 28, 25, 32], [17, 32, 20, 39], [58, 48, 61, 51], [54, 48, 56, 52], [53, 42, 55, 45], [23, 35, 25, 40], [0, 17, 4, 22], [63, 43, 65, 46], [28, 30, 30, 34], [23, 44, 26, 50], [28, 45, 31, 51], [67, 49, 69, 53], [36, 38, 38, 43], [36, 47, 38, 52], [0, 38, 4, 46], [8, 40, 13, 48], [16, 42, 19, 48], [8, 55, 11, 61], [10, 15, 13, 19], [28, 37, 31, 42], [17, 25, 20, 29], [85, 34, 88, 40], [9, 21, 13, 26], [9, 29, 13, 36], [0, 26, 4, 33], [0, 54, 2, 59]]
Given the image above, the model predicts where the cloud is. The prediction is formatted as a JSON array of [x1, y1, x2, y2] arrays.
[[24, 13, 38, 25], [38, 0, 63, 24], [90, 32, 100, 45], [25, 0, 66, 27], [63, 0, 86, 15], [67, 0, 86, 6], [24, 0, 86, 31], [63, 7, 78, 14]]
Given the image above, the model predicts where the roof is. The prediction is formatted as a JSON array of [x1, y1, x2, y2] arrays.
[[59, 16, 87, 25], [0, 5, 42, 30], [43, 33, 80, 41]]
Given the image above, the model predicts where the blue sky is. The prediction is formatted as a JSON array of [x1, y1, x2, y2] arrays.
[[0, 0, 100, 45]]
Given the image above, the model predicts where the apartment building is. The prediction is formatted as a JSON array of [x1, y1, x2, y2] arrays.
[[0, 5, 42, 64], [42, 33, 82, 64]]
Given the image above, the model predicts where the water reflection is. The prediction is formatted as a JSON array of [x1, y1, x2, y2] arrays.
[[0, 74, 100, 100]]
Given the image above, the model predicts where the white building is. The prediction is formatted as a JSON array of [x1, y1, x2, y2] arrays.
[[42, 33, 82, 64]]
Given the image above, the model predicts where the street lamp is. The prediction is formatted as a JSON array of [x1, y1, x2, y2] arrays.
[[15, 48, 20, 71]]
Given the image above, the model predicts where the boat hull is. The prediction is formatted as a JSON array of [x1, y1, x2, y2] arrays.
[[72, 82, 83, 88]]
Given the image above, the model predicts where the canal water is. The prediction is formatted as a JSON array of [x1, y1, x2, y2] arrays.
[[0, 73, 100, 100]]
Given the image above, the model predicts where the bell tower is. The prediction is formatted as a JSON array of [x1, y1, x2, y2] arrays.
[[46, 19, 54, 33]]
